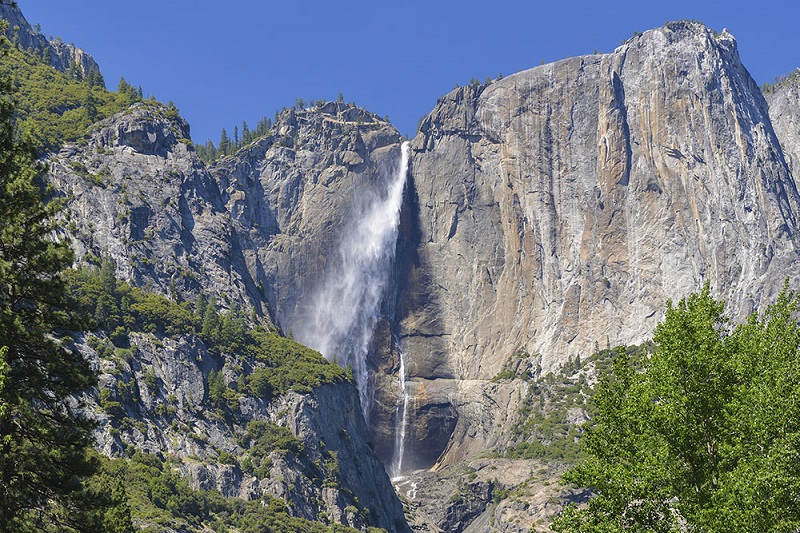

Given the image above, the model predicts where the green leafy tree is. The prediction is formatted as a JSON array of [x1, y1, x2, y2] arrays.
[[553, 284, 800, 531], [706, 288, 800, 529], [0, 25, 119, 530]]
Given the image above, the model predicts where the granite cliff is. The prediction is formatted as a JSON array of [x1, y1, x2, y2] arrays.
[[50, 101, 280, 325], [384, 21, 800, 475], [765, 71, 800, 178]]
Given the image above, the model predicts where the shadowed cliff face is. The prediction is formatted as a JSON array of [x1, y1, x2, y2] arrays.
[[391, 21, 800, 469]]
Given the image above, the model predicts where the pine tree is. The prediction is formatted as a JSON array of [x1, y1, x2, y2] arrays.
[[67, 59, 83, 80], [83, 86, 98, 123], [241, 121, 250, 145], [85, 69, 103, 89], [194, 293, 207, 322], [0, 25, 110, 529], [219, 128, 231, 156], [220, 304, 246, 351], [116, 77, 139, 106], [256, 116, 270, 137], [199, 139, 217, 163], [201, 296, 221, 344]]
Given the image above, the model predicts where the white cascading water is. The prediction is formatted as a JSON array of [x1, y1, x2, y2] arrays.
[[391, 339, 410, 479], [296, 141, 410, 420]]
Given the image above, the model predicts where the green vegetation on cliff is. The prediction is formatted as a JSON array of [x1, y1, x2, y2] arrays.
[[761, 67, 800, 94], [553, 284, 800, 531], [500, 344, 650, 464], [88, 450, 369, 533], [66, 262, 349, 400], [0, 32, 142, 152]]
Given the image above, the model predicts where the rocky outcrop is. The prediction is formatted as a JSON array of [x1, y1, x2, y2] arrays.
[[387, 21, 800, 470], [47, 37, 102, 78], [51, 102, 266, 318], [0, 3, 101, 78], [255, 384, 408, 531], [399, 458, 589, 532]]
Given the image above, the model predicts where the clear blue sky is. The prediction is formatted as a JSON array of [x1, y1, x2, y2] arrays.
[[17, 0, 800, 144]]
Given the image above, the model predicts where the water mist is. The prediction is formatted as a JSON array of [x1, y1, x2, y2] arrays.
[[296, 142, 410, 421]]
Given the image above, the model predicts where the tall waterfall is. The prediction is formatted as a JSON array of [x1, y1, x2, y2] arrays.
[[296, 141, 410, 418], [391, 337, 410, 480]]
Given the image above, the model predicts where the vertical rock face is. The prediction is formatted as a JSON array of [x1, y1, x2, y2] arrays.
[[766, 75, 800, 177], [391, 21, 800, 469], [47, 38, 103, 78]]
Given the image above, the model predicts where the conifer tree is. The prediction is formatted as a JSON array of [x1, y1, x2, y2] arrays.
[[219, 128, 231, 156], [0, 24, 111, 530], [201, 296, 221, 343], [241, 121, 250, 145], [194, 292, 207, 322], [116, 76, 137, 101]]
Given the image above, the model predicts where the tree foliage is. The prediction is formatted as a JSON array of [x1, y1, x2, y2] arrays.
[[194, 116, 272, 163], [552, 284, 800, 531], [0, 23, 117, 530]]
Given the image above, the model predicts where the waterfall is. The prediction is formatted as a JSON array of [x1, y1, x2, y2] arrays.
[[296, 141, 410, 419], [391, 338, 410, 480]]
